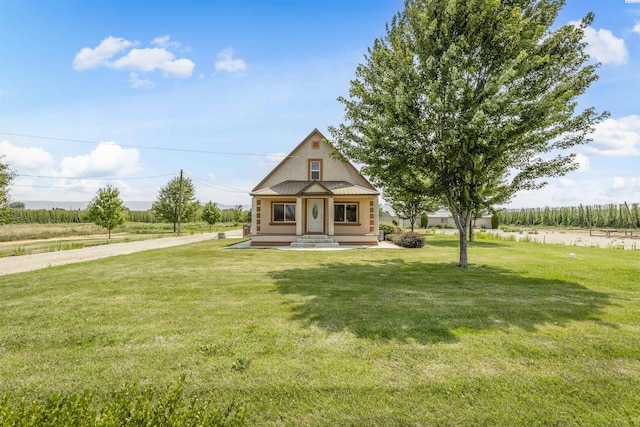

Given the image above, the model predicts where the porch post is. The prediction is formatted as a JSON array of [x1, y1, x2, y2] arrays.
[[328, 197, 335, 236], [251, 198, 257, 235], [296, 197, 303, 236], [373, 197, 379, 234]]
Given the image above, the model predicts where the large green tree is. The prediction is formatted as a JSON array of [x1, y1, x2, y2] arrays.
[[0, 156, 17, 224], [86, 185, 127, 238], [152, 176, 200, 232], [330, 0, 607, 267]]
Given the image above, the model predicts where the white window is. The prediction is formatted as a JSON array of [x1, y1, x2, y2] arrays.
[[334, 203, 358, 223], [273, 203, 296, 222], [310, 160, 321, 180]]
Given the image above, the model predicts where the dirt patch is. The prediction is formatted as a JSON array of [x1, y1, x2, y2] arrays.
[[436, 228, 639, 250]]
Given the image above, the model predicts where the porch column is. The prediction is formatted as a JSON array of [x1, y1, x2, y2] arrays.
[[327, 197, 335, 236], [251, 198, 257, 235], [296, 197, 303, 236], [373, 197, 379, 234]]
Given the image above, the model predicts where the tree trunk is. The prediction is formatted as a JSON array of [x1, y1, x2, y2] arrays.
[[173, 222, 177, 233], [468, 221, 474, 242], [108, 229, 111, 239], [459, 226, 468, 268], [451, 209, 470, 268]]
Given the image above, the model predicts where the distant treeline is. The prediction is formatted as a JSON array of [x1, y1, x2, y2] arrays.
[[498, 203, 639, 229], [6, 207, 243, 224]]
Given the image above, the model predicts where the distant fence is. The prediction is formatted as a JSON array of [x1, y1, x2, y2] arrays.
[[498, 203, 639, 229]]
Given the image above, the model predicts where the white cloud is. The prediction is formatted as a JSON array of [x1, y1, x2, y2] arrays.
[[53, 142, 142, 178], [151, 35, 181, 49], [607, 176, 640, 200], [73, 36, 133, 70], [110, 47, 194, 77], [587, 115, 640, 156], [129, 72, 154, 88], [574, 153, 590, 172], [574, 23, 628, 64], [214, 48, 247, 73], [74, 36, 194, 79], [558, 178, 576, 188], [0, 140, 53, 169], [633, 22, 640, 34]]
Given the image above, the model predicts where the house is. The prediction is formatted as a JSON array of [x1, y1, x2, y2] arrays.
[[427, 209, 493, 229], [250, 129, 380, 247]]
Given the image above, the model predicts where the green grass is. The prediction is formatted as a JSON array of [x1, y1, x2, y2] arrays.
[[1, 235, 638, 425], [0, 222, 240, 257]]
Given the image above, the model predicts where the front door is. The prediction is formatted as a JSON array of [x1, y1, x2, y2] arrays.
[[307, 199, 324, 233]]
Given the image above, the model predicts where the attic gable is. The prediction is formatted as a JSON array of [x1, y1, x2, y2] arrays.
[[298, 181, 332, 195], [252, 129, 376, 192]]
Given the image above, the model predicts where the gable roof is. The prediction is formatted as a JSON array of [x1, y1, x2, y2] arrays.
[[251, 128, 378, 194]]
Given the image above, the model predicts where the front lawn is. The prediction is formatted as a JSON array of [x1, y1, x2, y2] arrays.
[[0, 235, 638, 425]]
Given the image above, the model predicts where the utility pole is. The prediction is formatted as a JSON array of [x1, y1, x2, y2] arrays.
[[624, 201, 637, 229], [177, 169, 184, 234]]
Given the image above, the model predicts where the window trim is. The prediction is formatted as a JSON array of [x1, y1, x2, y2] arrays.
[[308, 159, 322, 181], [334, 202, 359, 224], [271, 201, 296, 224]]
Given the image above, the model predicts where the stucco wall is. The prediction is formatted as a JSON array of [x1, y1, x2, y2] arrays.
[[259, 133, 374, 190], [253, 195, 378, 237]]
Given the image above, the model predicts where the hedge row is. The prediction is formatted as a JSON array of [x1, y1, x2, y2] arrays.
[[6, 208, 239, 224], [498, 203, 639, 229]]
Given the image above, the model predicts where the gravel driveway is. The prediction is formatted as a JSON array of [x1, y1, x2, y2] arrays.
[[0, 230, 243, 276]]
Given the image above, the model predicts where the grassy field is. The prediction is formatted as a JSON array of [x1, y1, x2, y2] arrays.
[[1, 235, 638, 425], [0, 222, 240, 257]]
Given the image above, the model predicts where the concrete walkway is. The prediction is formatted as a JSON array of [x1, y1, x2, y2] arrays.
[[0, 230, 243, 276], [225, 240, 401, 250]]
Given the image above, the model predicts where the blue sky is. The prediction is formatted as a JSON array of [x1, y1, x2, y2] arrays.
[[1, 0, 639, 209]]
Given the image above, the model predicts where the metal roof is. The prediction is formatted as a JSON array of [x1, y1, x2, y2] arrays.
[[250, 180, 379, 196]]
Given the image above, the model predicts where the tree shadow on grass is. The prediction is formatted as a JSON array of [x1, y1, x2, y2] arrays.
[[270, 259, 610, 344], [427, 239, 509, 248]]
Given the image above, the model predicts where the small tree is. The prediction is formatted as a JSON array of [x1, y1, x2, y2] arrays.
[[0, 156, 16, 224], [202, 201, 222, 230], [152, 176, 200, 232], [9, 201, 25, 209], [231, 205, 245, 226], [86, 185, 127, 239], [386, 174, 439, 232]]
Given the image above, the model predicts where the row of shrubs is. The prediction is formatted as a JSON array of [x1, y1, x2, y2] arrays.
[[379, 222, 426, 248], [0, 379, 245, 426]]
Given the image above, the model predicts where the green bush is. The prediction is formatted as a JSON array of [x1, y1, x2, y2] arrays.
[[420, 213, 429, 228], [390, 231, 426, 248], [491, 212, 499, 229], [379, 222, 396, 238], [0, 379, 245, 426]]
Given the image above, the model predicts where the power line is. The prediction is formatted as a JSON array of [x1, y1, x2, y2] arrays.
[[12, 183, 163, 190], [18, 173, 176, 181], [187, 173, 249, 194], [1, 132, 295, 158]]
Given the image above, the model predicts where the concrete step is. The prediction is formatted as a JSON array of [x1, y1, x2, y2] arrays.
[[290, 235, 339, 248], [290, 242, 340, 248]]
